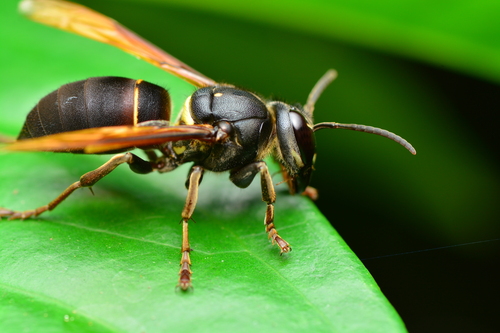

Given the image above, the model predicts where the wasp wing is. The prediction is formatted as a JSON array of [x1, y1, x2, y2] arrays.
[[19, 0, 216, 88], [3, 125, 216, 153]]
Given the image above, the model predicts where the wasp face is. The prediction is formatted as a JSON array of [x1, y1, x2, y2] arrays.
[[270, 101, 316, 194]]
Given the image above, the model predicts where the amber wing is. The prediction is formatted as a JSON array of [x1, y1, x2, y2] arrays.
[[19, 0, 216, 87], [3, 125, 216, 153]]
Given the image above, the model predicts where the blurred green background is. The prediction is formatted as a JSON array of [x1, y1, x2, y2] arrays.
[[1, 0, 499, 332]]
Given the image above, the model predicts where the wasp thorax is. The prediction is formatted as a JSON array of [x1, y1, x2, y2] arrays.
[[179, 85, 273, 172]]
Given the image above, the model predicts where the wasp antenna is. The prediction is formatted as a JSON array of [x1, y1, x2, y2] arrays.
[[314, 122, 417, 155], [304, 69, 338, 116]]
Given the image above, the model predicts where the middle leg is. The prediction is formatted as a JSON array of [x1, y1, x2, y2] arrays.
[[177, 165, 204, 290]]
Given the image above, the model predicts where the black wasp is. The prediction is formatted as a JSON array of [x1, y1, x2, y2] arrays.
[[1, 0, 416, 290]]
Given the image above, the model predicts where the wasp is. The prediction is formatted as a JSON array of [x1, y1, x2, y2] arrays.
[[0, 0, 416, 290]]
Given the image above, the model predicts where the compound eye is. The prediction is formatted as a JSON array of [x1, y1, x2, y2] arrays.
[[289, 111, 315, 167], [288, 111, 316, 193]]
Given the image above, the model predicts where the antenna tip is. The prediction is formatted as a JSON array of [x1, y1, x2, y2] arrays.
[[326, 69, 338, 80]]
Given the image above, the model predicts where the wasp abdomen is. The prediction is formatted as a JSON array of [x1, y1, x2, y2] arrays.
[[18, 77, 171, 139]]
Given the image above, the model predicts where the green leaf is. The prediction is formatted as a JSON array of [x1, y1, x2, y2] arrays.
[[0, 1, 405, 333], [0, 153, 404, 333], [141, 0, 500, 83]]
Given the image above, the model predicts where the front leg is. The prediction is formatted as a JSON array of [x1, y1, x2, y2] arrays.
[[230, 162, 291, 253]]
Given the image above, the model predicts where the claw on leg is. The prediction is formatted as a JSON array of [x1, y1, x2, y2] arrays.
[[177, 219, 193, 291], [264, 204, 291, 253], [0, 206, 49, 220]]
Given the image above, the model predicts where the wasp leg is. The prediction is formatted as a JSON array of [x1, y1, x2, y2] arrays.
[[230, 162, 291, 253], [278, 164, 318, 200], [177, 165, 204, 291], [0, 153, 153, 220], [302, 186, 318, 201]]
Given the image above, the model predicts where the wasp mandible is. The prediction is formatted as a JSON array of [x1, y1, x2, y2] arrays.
[[0, 0, 416, 290]]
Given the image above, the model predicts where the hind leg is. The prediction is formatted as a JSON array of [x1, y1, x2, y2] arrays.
[[1, 153, 153, 220]]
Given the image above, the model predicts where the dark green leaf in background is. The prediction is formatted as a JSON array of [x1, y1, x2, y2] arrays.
[[141, 0, 500, 83]]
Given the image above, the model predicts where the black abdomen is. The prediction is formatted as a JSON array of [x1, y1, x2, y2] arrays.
[[18, 77, 171, 139]]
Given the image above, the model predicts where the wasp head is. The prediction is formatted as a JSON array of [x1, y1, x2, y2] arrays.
[[270, 69, 416, 196]]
